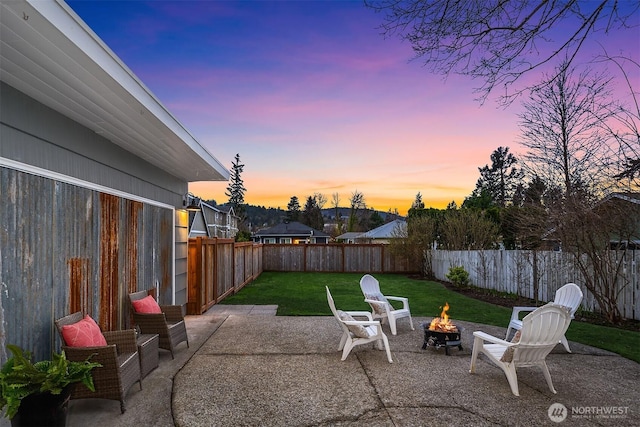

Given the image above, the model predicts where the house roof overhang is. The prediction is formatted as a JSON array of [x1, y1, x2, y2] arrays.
[[0, 0, 229, 183]]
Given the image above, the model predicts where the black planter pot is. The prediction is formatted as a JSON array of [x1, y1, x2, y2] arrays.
[[10, 388, 71, 427]]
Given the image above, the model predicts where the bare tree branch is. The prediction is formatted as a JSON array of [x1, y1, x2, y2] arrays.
[[518, 60, 622, 196], [365, 0, 638, 104]]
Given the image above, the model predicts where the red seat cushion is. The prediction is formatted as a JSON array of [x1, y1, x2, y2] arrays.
[[131, 295, 162, 314], [61, 315, 108, 347]]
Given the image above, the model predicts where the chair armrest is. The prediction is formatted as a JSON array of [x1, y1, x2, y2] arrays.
[[384, 296, 410, 310], [133, 312, 168, 335], [473, 331, 514, 346], [342, 319, 380, 327], [160, 305, 185, 322], [510, 306, 538, 321], [103, 329, 137, 355], [345, 310, 373, 320], [62, 344, 117, 365]]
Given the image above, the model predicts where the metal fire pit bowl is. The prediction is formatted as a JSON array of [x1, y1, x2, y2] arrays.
[[421, 322, 464, 356]]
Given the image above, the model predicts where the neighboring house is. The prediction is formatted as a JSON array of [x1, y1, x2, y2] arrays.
[[253, 222, 330, 244], [218, 205, 240, 238], [188, 200, 239, 239], [597, 192, 640, 249], [335, 232, 362, 244], [541, 192, 640, 251], [355, 219, 407, 244], [0, 1, 228, 360]]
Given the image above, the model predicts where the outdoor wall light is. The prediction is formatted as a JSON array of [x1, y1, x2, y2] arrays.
[[183, 192, 201, 211]]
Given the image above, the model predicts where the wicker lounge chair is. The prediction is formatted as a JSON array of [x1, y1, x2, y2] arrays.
[[55, 312, 142, 413], [129, 289, 189, 359]]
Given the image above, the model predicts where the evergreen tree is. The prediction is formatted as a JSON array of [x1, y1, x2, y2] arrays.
[[368, 210, 384, 229], [474, 146, 522, 207], [225, 153, 246, 208], [411, 192, 425, 209], [225, 153, 248, 237], [301, 196, 324, 230], [286, 196, 301, 222]]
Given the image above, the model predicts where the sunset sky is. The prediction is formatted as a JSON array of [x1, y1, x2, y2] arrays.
[[66, 1, 639, 215]]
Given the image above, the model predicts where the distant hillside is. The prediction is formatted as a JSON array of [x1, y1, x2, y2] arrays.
[[204, 200, 402, 230]]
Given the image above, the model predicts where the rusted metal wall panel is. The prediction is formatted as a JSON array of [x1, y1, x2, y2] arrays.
[[99, 193, 120, 332], [53, 185, 101, 339], [0, 168, 175, 363], [1, 170, 56, 361]]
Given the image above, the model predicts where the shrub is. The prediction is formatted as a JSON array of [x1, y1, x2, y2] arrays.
[[446, 266, 470, 287]]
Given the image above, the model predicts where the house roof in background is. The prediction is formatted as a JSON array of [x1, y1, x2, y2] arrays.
[[336, 232, 363, 240], [360, 219, 406, 239], [255, 221, 329, 237], [0, 0, 229, 183], [603, 193, 640, 205]]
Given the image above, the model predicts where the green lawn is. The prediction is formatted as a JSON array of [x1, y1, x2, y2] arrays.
[[221, 272, 640, 363]]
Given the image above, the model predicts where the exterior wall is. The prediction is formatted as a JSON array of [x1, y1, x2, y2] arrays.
[[0, 82, 186, 207], [0, 168, 176, 361], [175, 210, 189, 306], [0, 83, 191, 361]]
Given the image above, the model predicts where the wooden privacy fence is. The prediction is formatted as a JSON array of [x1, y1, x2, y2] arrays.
[[187, 238, 263, 315], [262, 243, 420, 273], [431, 250, 640, 321]]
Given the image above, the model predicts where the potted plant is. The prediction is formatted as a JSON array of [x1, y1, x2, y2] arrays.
[[0, 344, 101, 427]]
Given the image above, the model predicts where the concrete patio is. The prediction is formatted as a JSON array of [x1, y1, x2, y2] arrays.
[[55, 305, 638, 426]]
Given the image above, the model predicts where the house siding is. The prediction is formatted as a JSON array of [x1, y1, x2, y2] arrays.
[[0, 82, 186, 206], [0, 83, 189, 361]]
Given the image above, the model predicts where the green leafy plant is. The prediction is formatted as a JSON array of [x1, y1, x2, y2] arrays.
[[446, 266, 470, 287], [0, 344, 101, 419]]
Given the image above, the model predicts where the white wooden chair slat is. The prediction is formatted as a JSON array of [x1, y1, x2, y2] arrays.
[[359, 274, 414, 336], [470, 303, 572, 396], [326, 286, 393, 363]]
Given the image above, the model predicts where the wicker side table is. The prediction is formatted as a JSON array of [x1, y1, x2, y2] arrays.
[[136, 333, 159, 378]]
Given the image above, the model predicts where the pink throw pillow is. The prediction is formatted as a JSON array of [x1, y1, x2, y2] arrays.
[[61, 315, 107, 347], [131, 295, 162, 314]]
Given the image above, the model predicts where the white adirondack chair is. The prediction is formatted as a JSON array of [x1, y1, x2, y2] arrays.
[[359, 274, 414, 335], [506, 283, 583, 352], [469, 303, 572, 396], [326, 286, 393, 363]]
